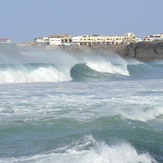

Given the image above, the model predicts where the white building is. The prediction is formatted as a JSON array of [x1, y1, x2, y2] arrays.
[[144, 36, 155, 42], [48, 35, 62, 46], [123, 33, 136, 44], [48, 34, 73, 46], [34, 32, 139, 47], [72, 33, 137, 46], [34, 37, 49, 46], [144, 33, 163, 41], [105, 36, 124, 45], [72, 36, 81, 45], [60, 34, 73, 46]]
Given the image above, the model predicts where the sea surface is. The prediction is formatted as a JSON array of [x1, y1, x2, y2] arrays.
[[0, 46, 163, 163]]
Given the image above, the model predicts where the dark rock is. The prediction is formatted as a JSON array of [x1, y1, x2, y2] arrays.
[[123, 41, 163, 61]]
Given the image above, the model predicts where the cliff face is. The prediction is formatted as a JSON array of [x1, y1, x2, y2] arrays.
[[62, 42, 163, 61], [2, 42, 163, 62], [124, 41, 163, 61], [59, 42, 163, 61]]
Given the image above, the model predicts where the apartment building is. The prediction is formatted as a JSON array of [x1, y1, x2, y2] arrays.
[[48, 34, 62, 46], [49, 34, 73, 46], [144, 33, 163, 41], [72, 33, 136, 46], [60, 34, 73, 45], [105, 36, 124, 45], [34, 34, 73, 46], [72, 35, 102, 46], [34, 32, 137, 46], [123, 33, 136, 44], [34, 37, 49, 46]]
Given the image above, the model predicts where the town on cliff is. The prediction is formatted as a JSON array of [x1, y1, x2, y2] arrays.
[[31, 32, 163, 47], [1, 32, 163, 47]]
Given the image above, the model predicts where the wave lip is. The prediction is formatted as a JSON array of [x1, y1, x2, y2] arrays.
[[86, 61, 129, 76], [70, 62, 129, 81]]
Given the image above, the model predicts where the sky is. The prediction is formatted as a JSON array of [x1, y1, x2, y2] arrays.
[[0, 0, 163, 42]]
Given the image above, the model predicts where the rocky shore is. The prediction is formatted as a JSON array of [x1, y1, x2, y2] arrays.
[[1, 41, 163, 62], [123, 41, 163, 61]]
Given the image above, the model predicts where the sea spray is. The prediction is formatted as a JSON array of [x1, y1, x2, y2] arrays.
[[0, 46, 131, 83], [0, 64, 71, 83], [1, 44, 163, 83], [0, 46, 77, 83], [0, 136, 157, 163], [75, 51, 130, 76]]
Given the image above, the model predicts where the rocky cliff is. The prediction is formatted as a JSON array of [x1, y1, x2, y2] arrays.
[[123, 41, 163, 61], [60, 41, 163, 61], [2, 42, 163, 62]]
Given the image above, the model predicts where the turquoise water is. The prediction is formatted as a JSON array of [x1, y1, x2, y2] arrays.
[[0, 47, 163, 163]]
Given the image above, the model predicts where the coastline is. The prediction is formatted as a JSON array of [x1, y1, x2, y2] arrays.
[[1, 41, 163, 62], [53, 41, 163, 62]]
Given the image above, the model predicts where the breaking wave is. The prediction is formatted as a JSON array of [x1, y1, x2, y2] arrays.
[[0, 62, 163, 83], [0, 135, 157, 163], [0, 51, 130, 83], [0, 64, 71, 83], [0, 44, 163, 83], [117, 107, 163, 122], [0, 63, 129, 83]]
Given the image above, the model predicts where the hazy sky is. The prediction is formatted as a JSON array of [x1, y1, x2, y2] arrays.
[[0, 0, 163, 42]]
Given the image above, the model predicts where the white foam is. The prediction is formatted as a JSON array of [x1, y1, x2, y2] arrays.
[[72, 52, 130, 76], [0, 136, 157, 163], [0, 67, 71, 83], [86, 60, 129, 76], [120, 107, 163, 122]]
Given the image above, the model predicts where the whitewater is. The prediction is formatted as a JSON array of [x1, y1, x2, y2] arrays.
[[0, 45, 163, 163]]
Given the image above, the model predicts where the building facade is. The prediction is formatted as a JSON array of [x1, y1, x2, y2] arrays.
[[34, 37, 49, 46], [72, 33, 136, 46], [123, 33, 136, 44], [144, 33, 163, 41], [34, 32, 138, 46], [48, 35, 62, 46], [34, 34, 73, 46], [60, 34, 73, 45]]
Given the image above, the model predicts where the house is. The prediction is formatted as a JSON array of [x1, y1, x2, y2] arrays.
[[48, 34, 62, 46], [144, 36, 155, 42], [34, 37, 49, 46], [72, 35, 115, 46], [105, 36, 124, 45], [72, 33, 136, 46], [34, 32, 139, 47], [60, 34, 73, 46], [123, 33, 136, 44], [48, 34, 73, 46], [144, 33, 163, 41]]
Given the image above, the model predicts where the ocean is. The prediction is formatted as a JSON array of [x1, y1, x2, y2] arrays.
[[0, 46, 162, 163]]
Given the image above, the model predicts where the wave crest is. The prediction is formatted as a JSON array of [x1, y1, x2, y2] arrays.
[[0, 135, 157, 163], [0, 64, 71, 83]]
